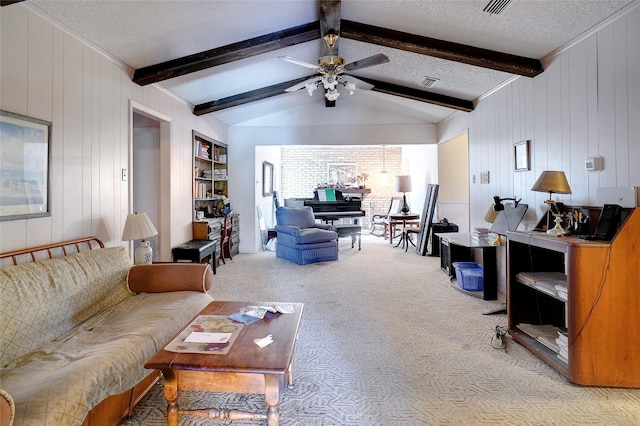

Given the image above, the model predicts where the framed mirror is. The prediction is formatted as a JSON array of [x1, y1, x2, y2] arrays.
[[262, 161, 274, 197]]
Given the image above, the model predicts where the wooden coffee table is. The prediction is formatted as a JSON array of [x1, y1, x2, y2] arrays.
[[145, 301, 304, 426]]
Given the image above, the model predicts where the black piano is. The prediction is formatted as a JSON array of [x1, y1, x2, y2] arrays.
[[304, 194, 365, 224]]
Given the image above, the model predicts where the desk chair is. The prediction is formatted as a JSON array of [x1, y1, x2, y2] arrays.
[[403, 226, 420, 251], [219, 213, 233, 264], [370, 197, 402, 237]]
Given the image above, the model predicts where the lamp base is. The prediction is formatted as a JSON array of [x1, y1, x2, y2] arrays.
[[400, 193, 410, 214], [134, 240, 153, 264], [547, 215, 568, 236]]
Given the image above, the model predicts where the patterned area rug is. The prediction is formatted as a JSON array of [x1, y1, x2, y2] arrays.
[[121, 235, 640, 425]]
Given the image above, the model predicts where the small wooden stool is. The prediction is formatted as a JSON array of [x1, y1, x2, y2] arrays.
[[335, 224, 362, 250], [171, 239, 218, 274]]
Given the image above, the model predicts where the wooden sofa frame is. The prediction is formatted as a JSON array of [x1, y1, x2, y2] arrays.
[[0, 237, 161, 426]]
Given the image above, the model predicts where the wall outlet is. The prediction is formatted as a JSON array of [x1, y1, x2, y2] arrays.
[[480, 171, 490, 184]]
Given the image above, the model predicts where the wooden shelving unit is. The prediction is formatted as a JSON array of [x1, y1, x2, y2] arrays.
[[507, 208, 640, 387], [192, 131, 238, 263], [193, 130, 228, 218]]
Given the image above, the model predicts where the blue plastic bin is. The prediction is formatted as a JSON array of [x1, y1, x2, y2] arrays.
[[452, 262, 484, 291]]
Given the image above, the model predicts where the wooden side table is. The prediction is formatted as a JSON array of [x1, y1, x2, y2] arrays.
[[172, 239, 218, 274]]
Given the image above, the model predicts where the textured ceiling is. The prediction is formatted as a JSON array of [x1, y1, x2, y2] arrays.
[[27, 0, 638, 126]]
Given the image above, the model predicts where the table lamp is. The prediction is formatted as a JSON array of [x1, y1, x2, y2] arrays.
[[531, 170, 572, 235], [122, 212, 158, 264], [484, 196, 522, 245], [395, 175, 412, 214]]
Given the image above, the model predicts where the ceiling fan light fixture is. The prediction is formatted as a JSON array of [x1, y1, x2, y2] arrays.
[[325, 89, 340, 101], [322, 73, 338, 90], [344, 81, 356, 95], [305, 82, 318, 96]]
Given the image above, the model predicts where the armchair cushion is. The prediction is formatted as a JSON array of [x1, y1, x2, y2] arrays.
[[276, 206, 316, 228]]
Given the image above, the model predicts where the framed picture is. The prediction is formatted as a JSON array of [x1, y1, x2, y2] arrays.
[[262, 161, 274, 197], [327, 163, 357, 187], [0, 110, 51, 221], [514, 140, 530, 171]]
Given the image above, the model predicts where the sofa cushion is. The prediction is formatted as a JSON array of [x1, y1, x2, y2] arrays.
[[0, 247, 132, 368], [1, 290, 213, 426], [277, 228, 337, 246], [276, 206, 316, 228]]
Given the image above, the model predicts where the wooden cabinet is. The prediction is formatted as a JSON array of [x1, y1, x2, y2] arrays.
[[193, 130, 228, 219], [192, 214, 240, 265], [507, 208, 640, 387]]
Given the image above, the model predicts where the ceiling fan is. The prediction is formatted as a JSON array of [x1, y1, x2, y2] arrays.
[[279, 32, 389, 105]]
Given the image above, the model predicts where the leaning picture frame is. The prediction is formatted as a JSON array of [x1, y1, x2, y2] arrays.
[[0, 110, 52, 221], [262, 161, 274, 197], [514, 140, 530, 171]]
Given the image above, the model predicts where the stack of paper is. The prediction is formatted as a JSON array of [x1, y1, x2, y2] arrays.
[[516, 272, 568, 298], [556, 332, 569, 363], [555, 284, 568, 301], [471, 227, 490, 242]]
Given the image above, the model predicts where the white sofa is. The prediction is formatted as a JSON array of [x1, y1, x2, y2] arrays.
[[0, 240, 214, 426]]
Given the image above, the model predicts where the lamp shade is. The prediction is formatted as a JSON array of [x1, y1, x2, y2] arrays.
[[395, 175, 412, 193], [531, 171, 572, 196], [122, 212, 158, 241]]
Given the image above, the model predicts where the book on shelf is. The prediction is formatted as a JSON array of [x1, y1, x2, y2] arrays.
[[194, 141, 211, 159]]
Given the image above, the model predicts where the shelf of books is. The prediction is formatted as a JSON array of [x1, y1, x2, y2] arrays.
[[193, 131, 228, 219]]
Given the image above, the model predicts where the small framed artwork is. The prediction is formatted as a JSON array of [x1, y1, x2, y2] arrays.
[[327, 163, 357, 187], [514, 140, 530, 171], [262, 161, 274, 197], [0, 110, 52, 221]]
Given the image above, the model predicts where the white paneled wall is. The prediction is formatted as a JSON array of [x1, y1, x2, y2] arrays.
[[0, 5, 226, 258], [440, 5, 640, 232]]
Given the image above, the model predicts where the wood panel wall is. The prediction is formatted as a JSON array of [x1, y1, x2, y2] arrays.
[[0, 5, 226, 258], [439, 6, 640, 232]]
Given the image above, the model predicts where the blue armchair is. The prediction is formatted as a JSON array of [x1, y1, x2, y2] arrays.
[[275, 206, 338, 264]]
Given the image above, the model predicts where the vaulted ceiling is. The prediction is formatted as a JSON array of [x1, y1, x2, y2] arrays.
[[14, 0, 638, 126]]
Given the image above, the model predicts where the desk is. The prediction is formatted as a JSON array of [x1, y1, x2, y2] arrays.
[[145, 301, 303, 426], [436, 233, 499, 300], [172, 239, 218, 274], [388, 213, 420, 247]]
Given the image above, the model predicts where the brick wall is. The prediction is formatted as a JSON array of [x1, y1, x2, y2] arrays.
[[280, 146, 404, 232]]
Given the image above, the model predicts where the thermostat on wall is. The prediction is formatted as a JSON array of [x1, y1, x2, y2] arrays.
[[585, 156, 602, 171]]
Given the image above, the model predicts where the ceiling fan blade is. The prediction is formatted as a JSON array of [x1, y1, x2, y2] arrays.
[[284, 76, 321, 92], [343, 53, 390, 72], [341, 76, 374, 91], [278, 55, 320, 70]]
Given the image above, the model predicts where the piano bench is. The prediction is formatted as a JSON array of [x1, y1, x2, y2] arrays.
[[335, 224, 361, 250]]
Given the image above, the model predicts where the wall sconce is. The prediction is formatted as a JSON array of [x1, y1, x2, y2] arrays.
[[531, 170, 572, 235], [122, 212, 158, 264]]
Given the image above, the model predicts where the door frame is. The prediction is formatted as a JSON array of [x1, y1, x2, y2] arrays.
[[128, 100, 172, 261]]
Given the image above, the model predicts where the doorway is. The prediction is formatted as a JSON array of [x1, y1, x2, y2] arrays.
[[129, 101, 172, 261]]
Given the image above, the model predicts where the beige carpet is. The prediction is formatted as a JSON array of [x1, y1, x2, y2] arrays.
[[121, 235, 640, 425]]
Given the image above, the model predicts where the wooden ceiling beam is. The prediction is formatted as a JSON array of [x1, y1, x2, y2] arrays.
[[357, 77, 474, 112], [193, 76, 313, 116], [133, 22, 320, 86], [193, 75, 473, 114], [340, 20, 543, 77]]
